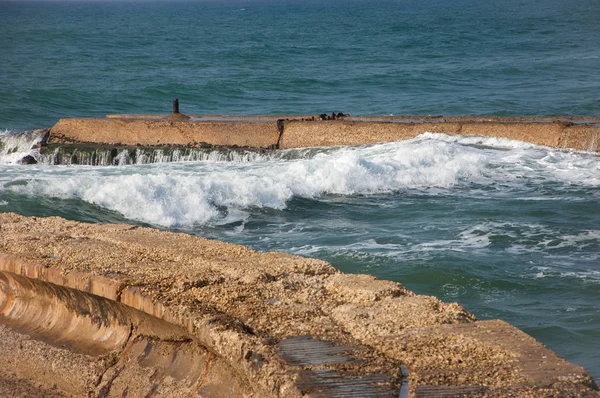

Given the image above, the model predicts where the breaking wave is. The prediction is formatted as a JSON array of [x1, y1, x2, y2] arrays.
[[0, 129, 47, 164], [2, 133, 600, 227]]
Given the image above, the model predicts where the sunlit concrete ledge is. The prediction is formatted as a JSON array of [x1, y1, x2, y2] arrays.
[[0, 213, 598, 397]]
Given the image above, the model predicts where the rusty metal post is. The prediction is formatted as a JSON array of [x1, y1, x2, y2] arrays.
[[168, 98, 190, 121]]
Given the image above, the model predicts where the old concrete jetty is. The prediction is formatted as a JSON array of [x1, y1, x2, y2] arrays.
[[8, 113, 592, 165], [46, 114, 600, 153], [1, 114, 600, 396]]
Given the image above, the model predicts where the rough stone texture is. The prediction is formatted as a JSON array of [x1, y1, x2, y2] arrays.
[[0, 213, 598, 397], [0, 322, 243, 398], [279, 119, 600, 151], [47, 115, 600, 153], [279, 120, 460, 148], [0, 372, 74, 398], [0, 323, 107, 396], [49, 118, 280, 148], [561, 124, 600, 151], [459, 122, 565, 148]]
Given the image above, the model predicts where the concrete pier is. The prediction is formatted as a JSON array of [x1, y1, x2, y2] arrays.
[[48, 115, 600, 152], [0, 213, 598, 397], [50, 117, 279, 148]]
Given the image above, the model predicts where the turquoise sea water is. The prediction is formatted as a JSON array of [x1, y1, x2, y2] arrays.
[[1, 0, 600, 383], [2, 0, 600, 130]]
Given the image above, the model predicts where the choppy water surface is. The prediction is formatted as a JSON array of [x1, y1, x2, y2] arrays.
[[1, 133, 599, 380], [1, 0, 600, 130]]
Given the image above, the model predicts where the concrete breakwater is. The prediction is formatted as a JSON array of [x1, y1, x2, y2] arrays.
[[3, 114, 595, 165], [0, 213, 598, 397], [46, 115, 600, 155]]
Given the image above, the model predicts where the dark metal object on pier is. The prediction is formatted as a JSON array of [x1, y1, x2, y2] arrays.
[[168, 98, 190, 121]]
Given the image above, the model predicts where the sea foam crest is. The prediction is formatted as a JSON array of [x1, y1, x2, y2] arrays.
[[6, 133, 600, 227], [0, 130, 45, 164], [417, 132, 541, 150], [8, 136, 486, 226]]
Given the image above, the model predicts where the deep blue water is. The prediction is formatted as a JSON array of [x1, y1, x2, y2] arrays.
[[1, 0, 600, 383], [1, 0, 599, 131]]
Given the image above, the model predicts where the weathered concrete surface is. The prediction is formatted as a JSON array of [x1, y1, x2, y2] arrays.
[[278, 119, 600, 151], [0, 214, 598, 397], [279, 120, 460, 148], [49, 118, 280, 148], [0, 321, 242, 398], [48, 115, 600, 153]]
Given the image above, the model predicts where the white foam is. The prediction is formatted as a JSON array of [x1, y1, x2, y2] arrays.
[[8, 139, 486, 226], [418, 132, 540, 150], [0, 130, 45, 164], [537, 150, 600, 186], [424, 132, 600, 187], [529, 266, 600, 284], [542, 231, 600, 257], [442, 283, 468, 298], [394, 221, 600, 257], [4, 133, 600, 227]]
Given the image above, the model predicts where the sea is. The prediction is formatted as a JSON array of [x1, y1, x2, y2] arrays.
[[1, 0, 599, 383]]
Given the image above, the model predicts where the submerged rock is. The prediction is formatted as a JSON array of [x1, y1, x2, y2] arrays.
[[17, 155, 37, 165]]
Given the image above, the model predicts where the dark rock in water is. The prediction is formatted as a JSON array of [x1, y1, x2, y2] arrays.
[[18, 155, 38, 165], [35, 128, 50, 146]]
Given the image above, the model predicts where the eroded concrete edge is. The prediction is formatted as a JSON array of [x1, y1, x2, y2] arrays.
[[48, 116, 600, 153], [0, 254, 305, 398], [277, 119, 600, 151], [0, 214, 598, 398]]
